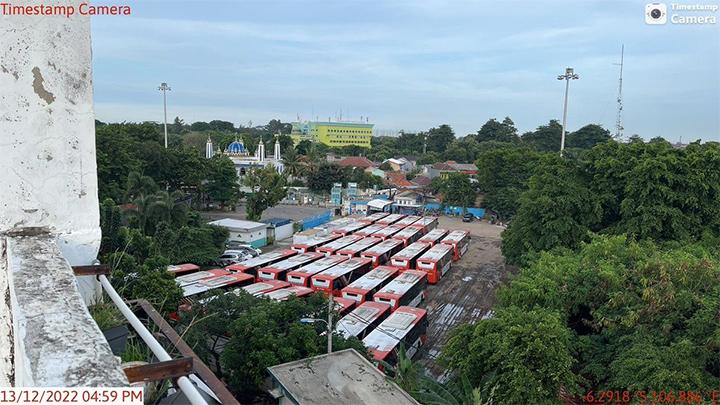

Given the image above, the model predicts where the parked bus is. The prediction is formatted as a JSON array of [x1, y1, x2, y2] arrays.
[[181, 271, 255, 298], [331, 221, 368, 236], [390, 242, 431, 270], [256, 252, 324, 281], [360, 239, 404, 267], [239, 279, 290, 297], [417, 228, 448, 247], [394, 215, 421, 228], [334, 297, 357, 316], [371, 225, 404, 241], [441, 230, 470, 261], [310, 257, 373, 296], [390, 226, 425, 247], [225, 249, 297, 276], [354, 224, 387, 237], [290, 233, 341, 253], [167, 263, 200, 277], [376, 214, 405, 225], [336, 237, 381, 258], [341, 266, 400, 303], [286, 255, 348, 287], [175, 268, 226, 288], [358, 212, 390, 224], [373, 270, 427, 311], [363, 306, 429, 367], [335, 301, 391, 339], [416, 243, 454, 284], [264, 286, 314, 301], [316, 234, 364, 257], [408, 217, 439, 232]]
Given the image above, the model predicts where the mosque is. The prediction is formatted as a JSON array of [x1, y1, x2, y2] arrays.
[[205, 136, 284, 181]]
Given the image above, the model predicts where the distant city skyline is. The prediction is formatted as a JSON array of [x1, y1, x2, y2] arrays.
[[91, 0, 719, 142]]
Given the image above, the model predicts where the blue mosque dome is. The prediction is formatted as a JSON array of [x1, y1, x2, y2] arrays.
[[226, 139, 247, 155]]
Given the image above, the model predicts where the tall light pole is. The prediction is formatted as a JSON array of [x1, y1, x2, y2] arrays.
[[557, 68, 579, 156], [300, 294, 334, 354], [158, 82, 171, 148]]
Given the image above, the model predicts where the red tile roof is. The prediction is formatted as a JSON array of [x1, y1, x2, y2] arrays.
[[412, 175, 431, 187], [337, 156, 375, 169], [385, 171, 413, 188], [431, 162, 454, 170]]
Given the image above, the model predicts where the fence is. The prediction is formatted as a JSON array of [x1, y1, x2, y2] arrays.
[[423, 203, 485, 219], [301, 210, 333, 230]]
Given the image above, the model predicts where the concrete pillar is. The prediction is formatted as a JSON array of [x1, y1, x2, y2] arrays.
[[0, 1, 101, 304]]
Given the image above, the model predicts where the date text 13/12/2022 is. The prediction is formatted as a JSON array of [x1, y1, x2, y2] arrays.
[[0, 3, 131, 18], [584, 390, 720, 404]]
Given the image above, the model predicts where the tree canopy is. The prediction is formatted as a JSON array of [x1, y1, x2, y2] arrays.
[[243, 164, 287, 221]]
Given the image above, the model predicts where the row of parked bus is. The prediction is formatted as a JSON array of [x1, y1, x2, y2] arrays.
[[169, 211, 471, 367]]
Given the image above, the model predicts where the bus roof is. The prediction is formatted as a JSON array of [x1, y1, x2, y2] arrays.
[[182, 272, 254, 297], [361, 212, 390, 223], [334, 297, 356, 314], [289, 255, 348, 276], [315, 257, 372, 278], [392, 242, 430, 260], [377, 214, 405, 225], [362, 239, 403, 256], [167, 263, 200, 275], [240, 280, 290, 295], [336, 301, 391, 338], [344, 266, 399, 291], [409, 217, 438, 228], [337, 237, 381, 255], [291, 233, 340, 248], [442, 230, 470, 243], [226, 250, 297, 271], [317, 234, 364, 251], [418, 243, 454, 261], [175, 269, 226, 287], [376, 270, 426, 296], [259, 252, 323, 271], [264, 286, 314, 301], [372, 225, 404, 238], [418, 228, 448, 242], [362, 306, 427, 353], [394, 215, 421, 227], [332, 221, 368, 235], [355, 224, 387, 236], [392, 226, 422, 240]]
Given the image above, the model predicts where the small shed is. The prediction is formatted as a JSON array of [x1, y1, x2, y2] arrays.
[[262, 218, 294, 242], [207, 218, 267, 248]]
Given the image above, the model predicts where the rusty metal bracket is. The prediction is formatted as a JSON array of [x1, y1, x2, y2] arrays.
[[72, 264, 111, 276], [124, 357, 193, 384]]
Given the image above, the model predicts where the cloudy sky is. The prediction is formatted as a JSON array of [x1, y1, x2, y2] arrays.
[[91, 0, 719, 142]]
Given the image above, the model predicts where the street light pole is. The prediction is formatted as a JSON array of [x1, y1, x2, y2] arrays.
[[327, 294, 333, 354], [557, 68, 579, 156], [158, 82, 171, 149]]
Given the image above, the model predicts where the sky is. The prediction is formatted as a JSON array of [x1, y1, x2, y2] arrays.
[[91, 0, 720, 142]]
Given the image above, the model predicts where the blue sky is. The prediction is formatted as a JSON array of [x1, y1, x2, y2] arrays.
[[91, 0, 719, 142]]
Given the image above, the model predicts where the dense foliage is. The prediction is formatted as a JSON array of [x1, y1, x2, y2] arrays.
[[243, 164, 288, 221]]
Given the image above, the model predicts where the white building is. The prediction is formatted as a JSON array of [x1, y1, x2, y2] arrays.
[[208, 218, 268, 248], [206, 136, 284, 181]]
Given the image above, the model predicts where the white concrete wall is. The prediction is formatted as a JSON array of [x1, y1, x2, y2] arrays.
[[0, 1, 100, 303], [274, 223, 294, 241]]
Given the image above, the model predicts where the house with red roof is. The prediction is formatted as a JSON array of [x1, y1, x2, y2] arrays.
[[337, 156, 375, 170]]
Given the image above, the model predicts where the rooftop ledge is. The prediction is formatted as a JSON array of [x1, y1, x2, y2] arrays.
[[0, 231, 128, 387]]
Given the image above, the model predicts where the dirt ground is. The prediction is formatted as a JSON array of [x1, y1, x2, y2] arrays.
[[417, 217, 515, 380]]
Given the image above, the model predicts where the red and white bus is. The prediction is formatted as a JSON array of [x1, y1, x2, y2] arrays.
[[441, 230, 470, 261], [286, 255, 348, 287], [335, 301, 391, 339], [316, 234, 364, 256], [336, 237, 381, 258], [376, 213, 405, 225], [264, 286, 314, 301], [310, 257, 373, 296], [390, 242, 431, 270], [181, 271, 255, 298], [417, 228, 448, 247], [373, 270, 427, 311], [341, 266, 400, 303], [363, 306, 429, 367], [354, 224, 387, 237], [408, 217, 439, 232], [290, 233, 341, 253], [167, 263, 200, 277], [225, 249, 297, 276], [371, 225, 404, 241], [390, 226, 425, 247], [331, 221, 368, 236], [175, 268, 227, 288], [334, 297, 357, 316], [358, 212, 390, 224], [416, 243, 454, 284], [239, 279, 290, 296], [394, 215, 421, 228], [256, 252, 324, 281], [360, 239, 404, 267]]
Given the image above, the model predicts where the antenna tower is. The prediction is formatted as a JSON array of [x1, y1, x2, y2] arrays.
[[614, 45, 625, 139]]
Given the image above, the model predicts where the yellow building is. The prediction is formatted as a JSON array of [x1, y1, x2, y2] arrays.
[[291, 121, 373, 148]]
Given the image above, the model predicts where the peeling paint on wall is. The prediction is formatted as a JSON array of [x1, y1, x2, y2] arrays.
[[31, 67, 55, 104]]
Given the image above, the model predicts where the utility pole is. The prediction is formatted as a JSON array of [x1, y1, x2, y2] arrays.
[[327, 294, 333, 354], [557, 68, 579, 156], [158, 82, 171, 149]]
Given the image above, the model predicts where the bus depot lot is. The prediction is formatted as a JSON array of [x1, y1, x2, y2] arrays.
[[418, 217, 515, 378]]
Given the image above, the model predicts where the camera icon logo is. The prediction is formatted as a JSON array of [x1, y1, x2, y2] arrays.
[[645, 3, 667, 24]]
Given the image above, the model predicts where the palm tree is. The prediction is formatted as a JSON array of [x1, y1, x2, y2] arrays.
[[282, 149, 304, 180], [124, 171, 158, 202]]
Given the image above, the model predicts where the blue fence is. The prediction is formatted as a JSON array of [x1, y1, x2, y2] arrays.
[[423, 203, 485, 219], [302, 211, 333, 230]]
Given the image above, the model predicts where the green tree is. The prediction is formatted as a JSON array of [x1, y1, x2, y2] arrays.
[[281, 148, 304, 180], [444, 137, 483, 163], [295, 139, 313, 155], [475, 117, 520, 143], [566, 124, 611, 149], [171, 116, 185, 133], [440, 173, 476, 209], [425, 124, 456, 153], [306, 163, 348, 194], [243, 165, 287, 221], [190, 121, 211, 131], [205, 155, 240, 208], [522, 119, 563, 152]]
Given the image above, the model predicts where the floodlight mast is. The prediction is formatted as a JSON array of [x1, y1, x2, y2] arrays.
[[158, 82, 171, 148], [557, 68, 579, 156]]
